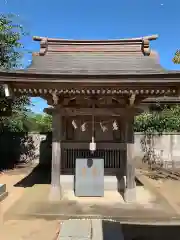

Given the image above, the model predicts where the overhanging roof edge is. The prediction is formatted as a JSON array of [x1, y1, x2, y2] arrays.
[[0, 71, 180, 85], [0, 69, 180, 78], [33, 34, 159, 43]]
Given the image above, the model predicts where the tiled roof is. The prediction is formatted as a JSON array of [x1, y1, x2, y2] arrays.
[[25, 34, 166, 75], [27, 53, 165, 75]]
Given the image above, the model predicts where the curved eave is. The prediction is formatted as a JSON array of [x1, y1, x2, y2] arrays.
[[33, 34, 159, 43]]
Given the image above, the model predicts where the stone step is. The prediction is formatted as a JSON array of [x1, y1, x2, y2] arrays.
[[57, 219, 125, 240], [0, 184, 8, 202], [0, 184, 6, 194], [0, 191, 8, 202], [58, 219, 92, 240]]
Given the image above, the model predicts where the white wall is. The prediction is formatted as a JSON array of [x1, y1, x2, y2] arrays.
[[29, 132, 180, 168], [134, 133, 180, 168]]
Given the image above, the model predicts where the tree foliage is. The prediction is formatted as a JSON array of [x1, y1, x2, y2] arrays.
[[134, 105, 180, 133], [0, 13, 30, 132], [0, 13, 28, 69], [173, 50, 180, 64], [27, 113, 52, 132], [136, 48, 180, 133]]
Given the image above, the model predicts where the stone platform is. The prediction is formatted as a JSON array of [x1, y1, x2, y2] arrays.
[[60, 175, 121, 191], [4, 182, 180, 225]]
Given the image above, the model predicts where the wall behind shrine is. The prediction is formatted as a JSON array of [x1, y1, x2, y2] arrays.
[[29, 132, 180, 169], [134, 133, 180, 169], [1, 132, 180, 169]]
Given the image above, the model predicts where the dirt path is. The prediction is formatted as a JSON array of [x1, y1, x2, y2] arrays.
[[0, 166, 60, 240], [0, 219, 60, 240], [137, 169, 180, 214]]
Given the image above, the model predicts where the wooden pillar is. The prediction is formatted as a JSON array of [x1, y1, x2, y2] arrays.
[[117, 119, 127, 192], [124, 116, 136, 203], [49, 110, 62, 201]]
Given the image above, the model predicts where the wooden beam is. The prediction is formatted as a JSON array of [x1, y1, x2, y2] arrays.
[[54, 107, 143, 116], [44, 106, 143, 117]]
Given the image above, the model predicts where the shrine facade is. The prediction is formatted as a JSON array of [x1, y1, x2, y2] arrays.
[[1, 34, 180, 202]]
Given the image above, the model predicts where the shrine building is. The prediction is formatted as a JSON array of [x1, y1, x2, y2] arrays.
[[1, 34, 180, 202]]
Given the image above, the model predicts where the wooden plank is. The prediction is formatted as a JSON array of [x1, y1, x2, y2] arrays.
[[59, 107, 142, 116], [44, 106, 143, 116]]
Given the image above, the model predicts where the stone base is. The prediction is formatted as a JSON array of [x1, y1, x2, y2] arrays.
[[118, 176, 126, 192], [49, 185, 62, 202], [0, 184, 8, 202], [124, 188, 136, 203]]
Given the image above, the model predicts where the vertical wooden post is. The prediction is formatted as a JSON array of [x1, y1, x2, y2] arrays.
[[124, 116, 136, 203], [117, 118, 126, 192], [49, 109, 62, 201]]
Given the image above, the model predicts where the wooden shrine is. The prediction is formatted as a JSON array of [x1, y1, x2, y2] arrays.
[[0, 34, 180, 202]]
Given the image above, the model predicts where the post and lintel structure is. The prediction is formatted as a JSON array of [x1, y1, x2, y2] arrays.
[[1, 34, 180, 202]]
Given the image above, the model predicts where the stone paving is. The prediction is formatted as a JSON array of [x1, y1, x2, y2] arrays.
[[58, 218, 180, 240], [57, 219, 124, 240], [58, 219, 93, 240]]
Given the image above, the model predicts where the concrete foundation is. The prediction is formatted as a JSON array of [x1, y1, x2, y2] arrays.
[[124, 188, 136, 203], [49, 185, 62, 202]]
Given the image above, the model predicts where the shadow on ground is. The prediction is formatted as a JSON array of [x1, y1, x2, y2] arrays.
[[14, 165, 51, 187], [14, 163, 143, 188], [102, 220, 180, 240]]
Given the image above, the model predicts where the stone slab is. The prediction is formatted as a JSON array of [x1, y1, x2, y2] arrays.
[[0, 191, 8, 202], [0, 184, 6, 194], [59, 238, 90, 240], [91, 219, 103, 240], [0, 184, 8, 202], [57, 237, 91, 240], [58, 220, 91, 239]]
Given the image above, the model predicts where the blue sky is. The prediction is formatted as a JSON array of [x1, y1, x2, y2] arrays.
[[2, 0, 180, 113]]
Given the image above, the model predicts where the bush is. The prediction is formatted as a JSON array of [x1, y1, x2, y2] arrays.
[[134, 105, 180, 133]]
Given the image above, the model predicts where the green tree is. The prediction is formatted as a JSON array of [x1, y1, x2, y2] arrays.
[[134, 105, 180, 133], [26, 113, 52, 132], [0, 13, 31, 132], [173, 50, 180, 64]]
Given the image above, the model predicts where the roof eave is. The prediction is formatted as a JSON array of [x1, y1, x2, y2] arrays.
[[1, 70, 180, 84], [32, 34, 159, 43]]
